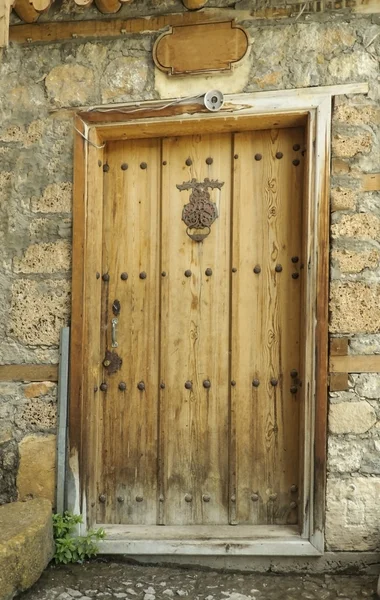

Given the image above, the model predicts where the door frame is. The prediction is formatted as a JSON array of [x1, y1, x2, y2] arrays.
[[68, 83, 368, 556]]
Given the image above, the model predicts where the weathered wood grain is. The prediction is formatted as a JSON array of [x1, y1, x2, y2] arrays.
[[231, 128, 303, 526], [153, 21, 248, 75], [330, 354, 380, 373], [160, 134, 231, 525], [0, 364, 58, 381], [98, 139, 161, 525]]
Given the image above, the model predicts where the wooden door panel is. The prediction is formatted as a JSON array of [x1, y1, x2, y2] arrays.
[[160, 134, 232, 525], [98, 138, 161, 525], [96, 128, 304, 529], [230, 128, 304, 525]]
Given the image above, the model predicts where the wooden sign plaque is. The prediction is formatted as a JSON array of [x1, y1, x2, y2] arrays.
[[153, 21, 249, 76]]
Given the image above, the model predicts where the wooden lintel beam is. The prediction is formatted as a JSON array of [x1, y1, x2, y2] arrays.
[[0, 364, 59, 382], [7, 0, 380, 44], [329, 354, 380, 373], [9, 10, 248, 44]]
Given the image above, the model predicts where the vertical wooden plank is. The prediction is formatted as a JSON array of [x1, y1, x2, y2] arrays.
[[97, 138, 160, 525], [69, 119, 87, 511], [0, 0, 11, 48], [299, 110, 315, 539], [312, 97, 331, 551], [231, 127, 304, 526], [160, 134, 231, 525], [81, 127, 104, 528]]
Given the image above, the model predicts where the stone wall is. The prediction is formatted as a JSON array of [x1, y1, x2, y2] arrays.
[[0, 2, 380, 553]]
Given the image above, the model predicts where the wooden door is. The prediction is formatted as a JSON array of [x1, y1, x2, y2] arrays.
[[96, 127, 305, 528]]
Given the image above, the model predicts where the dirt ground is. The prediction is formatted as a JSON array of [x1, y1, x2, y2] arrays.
[[19, 561, 379, 600]]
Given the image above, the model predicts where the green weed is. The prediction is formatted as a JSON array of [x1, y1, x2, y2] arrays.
[[52, 511, 105, 564]]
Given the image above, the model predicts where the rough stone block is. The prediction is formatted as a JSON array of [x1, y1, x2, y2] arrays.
[[0, 125, 23, 143], [332, 132, 372, 158], [21, 399, 57, 432], [253, 70, 282, 89], [331, 213, 380, 239], [0, 498, 54, 600], [0, 171, 12, 194], [327, 50, 376, 83], [327, 437, 363, 473], [361, 450, 380, 475], [332, 248, 379, 274], [0, 440, 19, 505], [17, 434, 56, 504], [350, 334, 380, 355], [9, 279, 70, 346], [329, 400, 376, 434], [29, 218, 72, 240], [45, 64, 95, 107], [13, 241, 71, 274], [101, 57, 149, 103], [24, 120, 45, 147], [31, 182, 72, 213], [330, 282, 380, 334], [331, 187, 357, 211], [326, 477, 380, 550], [333, 103, 380, 126], [24, 382, 55, 399], [355, 374, 380, 399]]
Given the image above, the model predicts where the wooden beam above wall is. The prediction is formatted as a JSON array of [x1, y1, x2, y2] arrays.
[[0, 364, 59, 382], [361, 173, 380, 192], [7, 0, 380, 47], [329, 337, 380, 391]]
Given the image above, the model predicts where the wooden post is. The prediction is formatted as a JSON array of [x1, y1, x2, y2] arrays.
[[0, 0, 13, 48]]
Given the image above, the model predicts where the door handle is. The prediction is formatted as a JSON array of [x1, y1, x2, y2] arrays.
[[111, 318, 118, 348]]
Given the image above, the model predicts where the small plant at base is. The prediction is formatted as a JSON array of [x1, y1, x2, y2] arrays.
[[52, 511, 105, 564]]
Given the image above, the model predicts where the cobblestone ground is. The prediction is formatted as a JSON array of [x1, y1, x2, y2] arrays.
[[19, 561, 378, 600]]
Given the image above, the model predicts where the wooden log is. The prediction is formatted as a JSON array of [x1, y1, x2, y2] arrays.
[[0, 364, 59, 382], [13, 0, 51, 23], [74, 0, 93, 6], [95, 0, 121, 14], [182, 0, 207, 8]]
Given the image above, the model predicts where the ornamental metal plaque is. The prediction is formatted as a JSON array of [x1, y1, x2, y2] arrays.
[[177, 177, 224, 242]]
